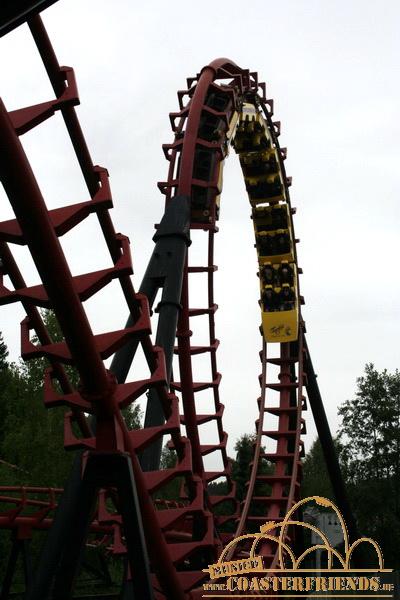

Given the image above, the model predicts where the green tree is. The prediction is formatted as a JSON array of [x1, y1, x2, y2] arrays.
[[338, 363, 400, 483], [337, 363, 400, 568], [0, 332, 11, 453], [301, 437, 340, 501], [0, 314, 142, 591], [0, 310, 141, 488], [0, 314, 75, 487], [0, 332, 8, 369], [231, 433, 256, 502]]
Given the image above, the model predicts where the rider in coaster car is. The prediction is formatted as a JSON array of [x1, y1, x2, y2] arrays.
[[262, 286, 279, 311], [272, 207, 287, 229], [275, 231, 290, 254], [258, 234, 274, 256], [262, 263, 275, 285], [279, 284, 295, 311], [279, 262, 294, 285]]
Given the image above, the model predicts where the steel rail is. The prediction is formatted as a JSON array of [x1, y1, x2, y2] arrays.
[[165, 61, 305, 551], [162, 61, 243, 530], [233, 340, 268, 542], [0, 100, 110, 396], [28, 16, 155, 359], [0, 241, 92, 437]]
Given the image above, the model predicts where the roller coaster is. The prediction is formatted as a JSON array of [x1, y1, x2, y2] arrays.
[[0, 3, 358, 599]]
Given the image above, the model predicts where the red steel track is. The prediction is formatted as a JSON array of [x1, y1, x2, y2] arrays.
[[0, 16, 307, 599], [160, 59, 306, 554]]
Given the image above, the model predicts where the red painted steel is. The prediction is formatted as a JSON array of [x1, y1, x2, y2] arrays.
[[0, 19, 221, 597], [0, 13, 307, 597], [159, 60, 305, 554], [0, 487, 111, 535], [231, 339, 305, 564]]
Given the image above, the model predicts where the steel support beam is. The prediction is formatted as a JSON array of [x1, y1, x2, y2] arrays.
[[0, 98, 110, 398], [111, 194, 191, 471], [25, 456, 85, 600], [0, 532, 32, 599], [0, 1, 59, 37], [303, 336, 360, 547], [51, 453, 153, 600]]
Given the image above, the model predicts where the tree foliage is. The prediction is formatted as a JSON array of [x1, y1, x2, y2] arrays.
[[0, 311, 141, 489], [0, 313, 74, 487], [0, 332, 8, 370], [231, 433, 256, 502], [0, 311, 144, 591], [337, 363, 400, 567], [303, 364, 400, 568], [301, 437, 339, 501], [338, 363, 400, 483]]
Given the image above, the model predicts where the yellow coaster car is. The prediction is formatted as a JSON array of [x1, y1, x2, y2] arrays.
[[233, 103, 271, 153], [256, 228, 294, 264], [259, 263, 299, 343]]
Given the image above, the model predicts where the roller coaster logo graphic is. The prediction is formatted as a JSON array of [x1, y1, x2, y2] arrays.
[[202, 496, 394, 597]]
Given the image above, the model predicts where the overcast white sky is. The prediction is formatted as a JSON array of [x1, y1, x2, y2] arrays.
[[1, 0, 399, 459]]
